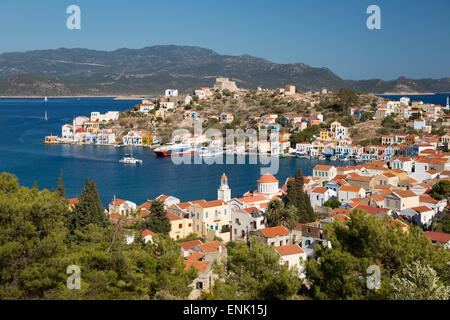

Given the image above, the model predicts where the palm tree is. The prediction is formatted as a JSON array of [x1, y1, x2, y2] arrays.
[[266, 200, 284, 227]]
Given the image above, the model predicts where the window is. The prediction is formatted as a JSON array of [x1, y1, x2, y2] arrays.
[[196, 282, 203, 290], [196, 224, 199, 231], [196, 213, 199, 220], [206, 212, 208, 218], [215, 210, 218, 218], [224, 209, 227, 215], [179, 224, 182, 229]]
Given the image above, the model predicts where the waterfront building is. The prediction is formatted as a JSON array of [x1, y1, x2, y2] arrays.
[[61, 124, 73, 139], [189, 200, 231, 242], [312, 165, 337, 180]]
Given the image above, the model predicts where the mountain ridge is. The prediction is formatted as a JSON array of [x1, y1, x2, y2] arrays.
[[0, 45, 448, 96]]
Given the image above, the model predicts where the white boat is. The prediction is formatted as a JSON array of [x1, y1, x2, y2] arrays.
[[44, 96, 48, 102], [318, 155, 326, 160], [198, 147, 223, 157], [44, 110, 48, 121], [341, 157, 349, 162], [154, 143, 195, 156], [119, 148, 142, 164], [330, 155, 337, 161]]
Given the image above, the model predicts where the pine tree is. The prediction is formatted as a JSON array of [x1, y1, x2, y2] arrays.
[[57, 170, 66, 199], [70, 178, 107, 233], [285, 169, 316, 223], [144, 200, 171, 235]]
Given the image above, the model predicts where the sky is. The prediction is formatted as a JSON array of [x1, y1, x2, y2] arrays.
[[0, 0, 449, 80]]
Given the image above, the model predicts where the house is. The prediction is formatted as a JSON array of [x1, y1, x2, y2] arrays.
[[310, 187, 336, 208], [337, 186, 366, 203], [165, 89, 178, 97], [139, 103, 155, 112], [68, 198, 79, 211], [189, 241, 227, 264], [232, 207, 267, 241], [167, 212, 193, 240], [184, 258, 214, 299], [194, 87, 212, 99], [284, 84, 296, 95], [252, 225, 290, 247], [275, 244, 306, 276], [220, 112, 234, 123], [300, 221, 330, 258], [347, 174, 376, 191], [410, 206, 435, 228], [390, 157, 413, 172], [61, 124, 73, 139], [374, 172, 399, 187], [141, 229, 156, 243], [109, 199, 137, 216], [312, 165, 337, 180], [419, 195, 447, 214], [423, 231, 450, 248], [154, 194, 180, 208], [384, 190, 419, 211], [189, 200, 231, 242], [179, 239, 203, 257]]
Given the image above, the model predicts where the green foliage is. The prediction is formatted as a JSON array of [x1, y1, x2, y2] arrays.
[[430, 180, 450, 201], [70, 178, 108, 233], [0, 172, 196, 299], [336, 88, 357, 109], [203, 239, 301, 300], [389, 260, 450, 300], [57, 170, 66, 199], [304, 210, 450, 300], [360, 111, 374, 122], [266, 200, 298, 230], [143, 200, 171, 235], [289, 125, 320, 146], [285, 170, 316, 223], [323, 199, 341, 209]]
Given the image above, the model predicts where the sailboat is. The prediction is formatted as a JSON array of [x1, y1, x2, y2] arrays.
[[44, 110, 48, 121], [119, 147, 142, 164], [44, 96, 48, 102]]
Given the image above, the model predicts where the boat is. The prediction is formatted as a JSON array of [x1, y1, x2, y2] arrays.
[[198, 147, 223, 157], [119, 148, 142, 164], [44, 96, 48, 102], [340, 157, 349, 162], [154, 144, 195, 157], [318, 155, 326, 160], [44, 110, 48, 121], [330, 155, 337, 161], [279, 154, 288, 158], [296, 153, 308, 158]]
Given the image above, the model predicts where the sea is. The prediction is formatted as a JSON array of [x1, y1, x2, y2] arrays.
[[0, 94, 448, 206]]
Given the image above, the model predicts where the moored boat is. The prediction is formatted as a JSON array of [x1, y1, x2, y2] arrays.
[[154, 144, 195, 157]]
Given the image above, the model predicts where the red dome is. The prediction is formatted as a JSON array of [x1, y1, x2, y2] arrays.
[[257, 174, 278, 183], [221, 173, 227, 179]]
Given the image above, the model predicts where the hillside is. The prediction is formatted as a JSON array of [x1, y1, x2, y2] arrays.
[[0, 45, 448, 96]]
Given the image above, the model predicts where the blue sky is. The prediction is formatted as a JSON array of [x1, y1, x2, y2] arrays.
[[0, 0, 448, 80]]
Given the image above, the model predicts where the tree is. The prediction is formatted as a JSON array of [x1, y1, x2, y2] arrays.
[[57, 170, 66, 199], [323, 199, 341, 209], [336, 88, 357, 110], [70, 178, 108, 233], [389, 261, 450, 300], [144, 200, 171, 235], [430, 180, 450, 201], [304, 209, 450, 300], [266, 200, 298, 230], [204, 239, 302, 300], [285, 170, 316, 223]]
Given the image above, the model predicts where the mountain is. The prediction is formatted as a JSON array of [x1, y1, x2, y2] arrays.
[[0, 45, 448, 96]]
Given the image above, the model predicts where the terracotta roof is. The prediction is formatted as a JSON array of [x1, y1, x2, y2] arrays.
[[236, 195, 268, 204], [257, 174, 278, 183], [311, 187, 329, 194], [314, 164, 334, 171], [242, 207, 263, 215], [339, 185, 363, 193], [391, 190, 418, 198], [167, 212, 182, 221], [111, 199, 127, 206], [259, 226, 290, 238], [179, 240, 202, 251], [275, 244, 304, 256], [197, 200, 227, 208], [198, 241, 226, 253], [142, 229, 156, 237], [369, 194, 385, 202], [332, 208, 352, 215], [419, 195, 438, 204], [184, 260, 209, 273], [411, 206, 433, 213], [348, 175, 372, 182], [423, 231, 450, 243], [185, 251, 205, 261], [354, 204, 389, 215], [138, 201, 152, 210], [68, 198, 79, 205]]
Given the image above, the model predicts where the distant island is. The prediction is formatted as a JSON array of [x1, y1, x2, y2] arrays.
[[0, 45, 449, 96]]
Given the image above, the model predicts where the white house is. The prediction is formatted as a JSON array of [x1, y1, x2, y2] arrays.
[[232, 207, 266, 241], [141, 229, 156, 243], [109, 199, 137, 216], [274, 244, 306, 277], [165, 89, 178, 97], [62, 124, 73, 139], [310, 187, 336, 208], [334, 126, 348, 140], [390, 157, 413, 172], [139, 103, 155, 112], [337, 186, 366, 203]]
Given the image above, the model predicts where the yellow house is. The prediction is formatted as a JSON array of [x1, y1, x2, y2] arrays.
[[189, 200, 231, 242], [384, 169, 407, 181], [167, 212, 193, 240], [142, 134, 155, 146], [320, 130, 329, 140]]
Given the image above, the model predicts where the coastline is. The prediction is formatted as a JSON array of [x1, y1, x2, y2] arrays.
[[0, 95, 147, 100]]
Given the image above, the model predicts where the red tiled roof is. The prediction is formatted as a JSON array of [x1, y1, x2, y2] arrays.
[[423, 231, 450, 243], [142, 229, 156, 237], [179, 240, 202, 251], [198, 241, 226, 253], [314, 165, 334, 171], [257, 174, 278, 183], [259, 226, 289, 238], [184, 260, 209, 273], [275, 244, 304, 256]]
